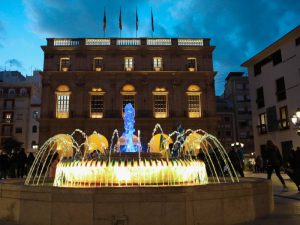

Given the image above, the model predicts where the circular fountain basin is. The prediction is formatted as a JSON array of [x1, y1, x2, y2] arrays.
[[53, 156, 208, 187], [0, 178, 273, 225]]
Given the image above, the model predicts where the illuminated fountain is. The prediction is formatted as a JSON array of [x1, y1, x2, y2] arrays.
[[25, 103, 238, 187], [2, 103, 274, 225]]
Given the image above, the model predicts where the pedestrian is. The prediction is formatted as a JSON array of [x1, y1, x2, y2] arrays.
[[9, 150, 18, 178], [17, 148, 27, 178], [255, 155, 263, 173], [0, 151, 9, 179], [228, 147, 244, 177], [26, 152, 35, 175], [285, 147, 300, 191], [265, 140, 288, 191], [248, 157, 255, 172]]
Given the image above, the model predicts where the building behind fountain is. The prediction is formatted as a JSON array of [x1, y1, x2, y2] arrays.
[[40, 38, 218, 147]]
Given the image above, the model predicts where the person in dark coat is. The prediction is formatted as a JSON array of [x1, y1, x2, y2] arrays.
[[17, 148, 27, 178], [0, 151, 9, 179], [255, 155, 263, 173], [26, 152, 35, 175], [9, 150, 18, 178], [265, 140, 287, 191], [285, 147, 300, 191], [228, 147, 244, 177]]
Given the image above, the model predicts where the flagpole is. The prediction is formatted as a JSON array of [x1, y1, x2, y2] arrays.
[[103, 8, 106, 38], [151, 8, 154, 38], [136, 7, 138, 38], [119, 7, 122, 38]]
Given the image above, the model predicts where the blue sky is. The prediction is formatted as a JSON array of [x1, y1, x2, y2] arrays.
[[0, 0, 299, 95]]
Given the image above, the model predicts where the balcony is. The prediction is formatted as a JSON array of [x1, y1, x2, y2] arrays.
[[2, 118, 13, 124], [256, 124, 267, 135], [48, 38, 210, 47]]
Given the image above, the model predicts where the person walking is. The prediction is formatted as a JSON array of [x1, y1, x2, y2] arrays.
[[228, 147, 244, 177], [265, 140, 288, 191], [285, 147, 300, 191]]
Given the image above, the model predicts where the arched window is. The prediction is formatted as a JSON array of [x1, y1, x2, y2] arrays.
[[60, 57, 70, 71], [93, 57, 103, 71], [153, 57, 163, 71], [55, 85, 71, 118], [20, 88, 27, 96], [89, 88, 105, 118], [8, 88, 15, 96], [187, 57, 197, 71], [121, 84, 136, 115], [124, 57, 134, 71], [152, 87, 168, 118], [186, 85, 202, 118], [32, 125, 37, 133]]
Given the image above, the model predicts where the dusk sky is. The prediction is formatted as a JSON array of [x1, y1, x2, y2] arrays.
[[0, 0, 299, 95]]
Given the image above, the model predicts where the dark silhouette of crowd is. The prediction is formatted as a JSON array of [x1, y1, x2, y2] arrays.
[[0, 149, 35, 179]]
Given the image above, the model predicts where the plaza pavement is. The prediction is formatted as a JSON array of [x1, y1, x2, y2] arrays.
[[238, 171, 300, 225]]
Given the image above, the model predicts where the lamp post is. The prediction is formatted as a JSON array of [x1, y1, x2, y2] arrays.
[[291, 108, 300, 135]]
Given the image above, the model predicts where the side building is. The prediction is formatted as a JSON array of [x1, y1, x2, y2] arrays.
[[216, 96, 236, 151], [242, 25, 300, 161], [223, 72, 254, 155], [40, 38, 218, 146], [0, 71, 41, 153]]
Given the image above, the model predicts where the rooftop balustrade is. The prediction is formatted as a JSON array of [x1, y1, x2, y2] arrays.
[[49, 38, 209, 47]]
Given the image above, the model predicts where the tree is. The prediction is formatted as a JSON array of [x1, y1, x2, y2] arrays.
[[2, 138, 23, 154]]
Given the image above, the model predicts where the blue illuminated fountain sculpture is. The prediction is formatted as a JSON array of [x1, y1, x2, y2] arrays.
[[121, 103, 137, 152]]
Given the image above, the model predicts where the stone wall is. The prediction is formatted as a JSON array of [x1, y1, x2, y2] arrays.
[[0, 178, 273, 225]]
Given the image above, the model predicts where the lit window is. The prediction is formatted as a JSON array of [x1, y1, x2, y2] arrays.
[[8, 88, 15, 96], [279, 106, 289, 129], [153, 57, 163, 71], [258, 113, 267, 134], [56, 85, 70, 118], [153, 87, 168, 118], [60, 57, 70, 72], [3, 112, 13, 123], [124, 57, 134, 71], [121, 84, 136, 114], [93, 57, 103, 71], [90, 88, 105, 118], [187, 58, 197, 71], [186, 85, 201, 118]]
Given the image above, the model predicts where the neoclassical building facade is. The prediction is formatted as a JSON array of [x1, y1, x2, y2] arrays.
[[40, 38, 218, 147]]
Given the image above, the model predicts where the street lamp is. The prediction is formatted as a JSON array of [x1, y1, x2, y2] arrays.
[[231, 142, 244, 148], [291, 108, 300, 135]]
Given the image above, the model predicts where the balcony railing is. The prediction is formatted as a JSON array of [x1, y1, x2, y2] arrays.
[[85, 39, 111, 46], [117, 39, 141, 46], [178, 39, 204, 46], [48, 38, 209, 47], [146, 39, 172, 46], [54, 39, 80, 46]]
